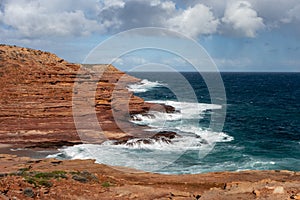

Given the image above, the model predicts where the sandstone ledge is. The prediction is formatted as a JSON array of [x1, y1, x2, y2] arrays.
[[0, 154, 299, 200]]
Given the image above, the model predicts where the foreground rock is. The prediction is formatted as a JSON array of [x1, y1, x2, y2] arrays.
[[0, 154, 299, 200], [0, 45, 173, 148]]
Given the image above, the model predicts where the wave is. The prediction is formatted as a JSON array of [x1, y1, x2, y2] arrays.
[[48, 100, 234, 173], [131, 100, 224, 131], [48, 142, 298, 174], [131, 101, 221, 126], [131, 100, 233, 162], [147, 100, 222, 111], [127, 79, 166, 93], [47, 130, 232, 173]]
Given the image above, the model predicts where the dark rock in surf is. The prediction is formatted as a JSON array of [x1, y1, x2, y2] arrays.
[[112, 135, 135, 145], [112, 131, 180, 146], [151, 131, 178, 140]]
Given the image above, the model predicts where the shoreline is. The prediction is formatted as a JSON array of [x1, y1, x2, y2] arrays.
[[0, 143, 59, 159], [0, 153, 299, 199], [2, 142, 299, 175]]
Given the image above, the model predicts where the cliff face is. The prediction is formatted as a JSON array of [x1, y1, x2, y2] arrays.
[[0, 45, 154, 147]]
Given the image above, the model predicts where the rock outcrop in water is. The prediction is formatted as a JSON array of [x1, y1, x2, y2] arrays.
[[0, 44, 172, 148], [113, 131, 179, 146]]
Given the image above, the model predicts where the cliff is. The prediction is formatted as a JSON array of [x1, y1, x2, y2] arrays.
[[0, 45, 163, 148]]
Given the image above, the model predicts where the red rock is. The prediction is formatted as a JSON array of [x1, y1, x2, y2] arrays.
[[0, 154, 299, 200], [0, 45, 174, 148]]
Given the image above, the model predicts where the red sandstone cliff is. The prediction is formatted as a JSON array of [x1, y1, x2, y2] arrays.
[[0, 44, 163, 147]]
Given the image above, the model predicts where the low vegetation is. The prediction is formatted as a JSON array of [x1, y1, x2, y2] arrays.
[[5, 168, 113, 188]]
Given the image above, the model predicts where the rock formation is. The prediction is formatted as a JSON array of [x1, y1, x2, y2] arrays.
[[0, 45, 170, 148]]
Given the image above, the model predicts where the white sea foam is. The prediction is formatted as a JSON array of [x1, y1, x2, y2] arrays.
[[131, 100, 222, 127], [48, 99, 234, 173], [162, 158, 278, 174], [47, 132, 230, 172], [127, 79, 166, 93], [10, 148, 25, 151], [130, 100, 233, 159], [131, 100, 228, 137], [147, 100, 222, 111]]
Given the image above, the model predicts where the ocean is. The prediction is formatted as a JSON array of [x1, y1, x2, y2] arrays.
[[49, 72, 300, 174]]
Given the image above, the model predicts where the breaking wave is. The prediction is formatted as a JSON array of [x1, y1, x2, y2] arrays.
[[48, 100, 234, 173], [127, 79, 166, 93]]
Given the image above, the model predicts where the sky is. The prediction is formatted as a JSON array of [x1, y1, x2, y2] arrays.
[[0, 0, 299, 72]]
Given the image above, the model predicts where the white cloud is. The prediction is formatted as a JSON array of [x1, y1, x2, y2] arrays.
[[222, 1, 265, 37], [179, 0, 300, 34], [161, 1, 176, 12], [247, 0, 298, 26], [281, 4, 300, 23], [100, 0, 125, 10], [166, 4, 219, 38], [1, 0, 300, 40], [1, 0, 101, 38], [97, 0, 176, 31], [114, 56, 147, 67]]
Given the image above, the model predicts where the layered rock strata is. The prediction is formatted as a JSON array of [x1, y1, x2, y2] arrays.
[[0, 45, 171, 148]]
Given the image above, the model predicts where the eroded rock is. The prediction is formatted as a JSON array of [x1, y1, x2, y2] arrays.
[[0, 45, 175, 147]]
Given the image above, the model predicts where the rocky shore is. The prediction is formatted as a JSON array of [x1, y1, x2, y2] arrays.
[[0, 154, 299, 200], [0, 45, 299, 199], [0, 44, 173, 149]]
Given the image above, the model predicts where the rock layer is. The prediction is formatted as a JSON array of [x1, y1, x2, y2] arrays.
[[0, 45, 167, 147]]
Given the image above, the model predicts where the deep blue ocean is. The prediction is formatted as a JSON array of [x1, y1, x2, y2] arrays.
[[50, 72, 300, 174]]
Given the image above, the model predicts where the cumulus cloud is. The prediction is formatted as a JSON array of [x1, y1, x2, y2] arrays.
[[99, 0, 125, 10], [97, 0, 176, 31], [246, 0, 298, 26], [165, 4, 219, 38], [1, 0, 300, 40], [222, 1, 265, 37], [0, 0, 102, 38], [180, 0, 300, 32]]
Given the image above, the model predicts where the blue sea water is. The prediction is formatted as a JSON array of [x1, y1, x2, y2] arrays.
[[50, 72, 300, 174]]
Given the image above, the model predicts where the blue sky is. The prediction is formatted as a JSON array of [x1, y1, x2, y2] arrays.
[[0, 0, 299, 72]]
